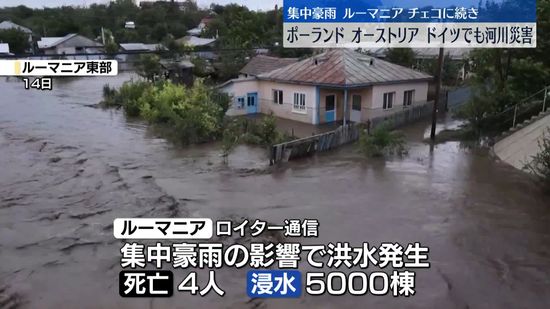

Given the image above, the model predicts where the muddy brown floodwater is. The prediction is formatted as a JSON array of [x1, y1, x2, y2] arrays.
[[1, 75, 550, 309]]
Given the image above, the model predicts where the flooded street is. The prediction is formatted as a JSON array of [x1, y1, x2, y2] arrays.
[[1, 75, 550, 309]]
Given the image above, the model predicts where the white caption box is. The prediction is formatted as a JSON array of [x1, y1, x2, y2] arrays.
[[0, 60, 118, 76], [113, 218, 213, 239]]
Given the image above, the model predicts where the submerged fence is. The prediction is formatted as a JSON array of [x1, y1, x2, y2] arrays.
[[369, 101, 433, 130], [446, 86, 472, 111], [270, 123, 361, 165]]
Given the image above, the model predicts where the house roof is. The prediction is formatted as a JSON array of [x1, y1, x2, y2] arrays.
[[0, 20, 32, 34], [0, 43, 9, 54], [187, 27, 202, 36], [240, 55, 299, 76], [176, 36, 216, 47], [364, 48, 472, 61], [258, 49, 433, 87], [414, 48, 473, 60], [120, 43, 165, 51], [160, 59, 195, 69], [38, 37, 65, 49], [37, 34, 103, 49]]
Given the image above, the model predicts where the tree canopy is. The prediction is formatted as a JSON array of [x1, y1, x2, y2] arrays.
[[0, 28, 30, 53]]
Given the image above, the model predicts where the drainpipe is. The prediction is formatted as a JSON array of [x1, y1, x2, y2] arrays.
[[343, 88, 348, 126]]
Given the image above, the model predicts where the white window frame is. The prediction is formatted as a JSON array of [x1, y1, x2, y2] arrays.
[[293, 93, 307, 114], [273, 89, 283, 105], [403, 90, 415, 107], [383, 92, 395, 110], [236, 96, 245, 109]]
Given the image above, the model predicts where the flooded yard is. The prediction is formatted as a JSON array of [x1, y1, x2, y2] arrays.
[[1, 75, 550, 308]]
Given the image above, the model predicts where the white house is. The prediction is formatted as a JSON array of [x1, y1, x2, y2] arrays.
[[37, 34, 104, 58], [0, 43, 10, 56], [176, 36, 217, 60], [220, 49, 433, 125]]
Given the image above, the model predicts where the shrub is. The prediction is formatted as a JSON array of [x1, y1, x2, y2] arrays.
[[359, 123, 406, 157], [524, 129, 550, 188], [220, 119, 241, 162], [101, 80, 152, 116], [102, 79, 230, 144]]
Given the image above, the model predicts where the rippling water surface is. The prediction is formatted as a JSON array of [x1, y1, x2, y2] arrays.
[[0, 75, 549, 308]]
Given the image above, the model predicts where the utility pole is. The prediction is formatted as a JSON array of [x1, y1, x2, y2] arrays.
[[543, 86, 548, 113], [430, 47, 445, 141]]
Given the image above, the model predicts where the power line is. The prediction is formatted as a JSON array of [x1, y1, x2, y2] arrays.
[[0, 46, 281, 59]]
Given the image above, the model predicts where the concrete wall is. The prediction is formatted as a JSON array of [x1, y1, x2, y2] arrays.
[[222, 78, 316, 123], [368, 82, 429, 119], [494, 113, 550, 170], [258, 81, 316, 124]]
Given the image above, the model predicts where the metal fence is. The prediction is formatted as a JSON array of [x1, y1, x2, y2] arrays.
[[368, 101, 433, 130], [270, 123, 360, 165]]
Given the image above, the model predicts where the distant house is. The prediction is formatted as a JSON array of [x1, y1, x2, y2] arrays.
[[239, 55, 298, 79], [117, 42, 166, 68], [0, 43, 11, 56], [119, 43, 165, 53], [365, 48, 473, 82], [220, 49, 432, 125], [187, 16, 215, 36], [160, 59, 195, 86], [37, 34, 104, 58], [176, 36, 217, 60], [139, 0, 193, 11], [0, 20, 32, 35], [0, 20, 34, 52]]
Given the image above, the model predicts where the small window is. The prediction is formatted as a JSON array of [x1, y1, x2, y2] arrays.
[[273, 89, 283, 105], [236, 97, 245, 109], [352, 95, 362, 111], [293, 93, 306, 113], [383, 92, 394, 110], [403, 90, 415, 106]]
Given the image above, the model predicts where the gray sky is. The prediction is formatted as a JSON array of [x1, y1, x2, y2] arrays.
[[0, 0, 283, 11]]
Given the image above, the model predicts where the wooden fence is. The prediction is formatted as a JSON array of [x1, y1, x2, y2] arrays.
[[270, 124, 361, 165]]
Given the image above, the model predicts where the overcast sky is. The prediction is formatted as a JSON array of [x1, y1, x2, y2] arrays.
[[0, 0, 283, 11]]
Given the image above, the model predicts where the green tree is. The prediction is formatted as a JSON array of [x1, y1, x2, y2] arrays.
[[0, 29, 30, 53], [359, 124, 406, 157], [385, 48, 416, 68], [137, 54, 162, 82]]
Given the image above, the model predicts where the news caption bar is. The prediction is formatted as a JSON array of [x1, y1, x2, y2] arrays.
[[283, 0, 537, 48], [0, 60, 118, 76], [115, 218, 431, 298]]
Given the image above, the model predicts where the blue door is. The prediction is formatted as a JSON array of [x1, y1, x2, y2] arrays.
[[246, 92, 258, 114], [325, 94, 336, 122]]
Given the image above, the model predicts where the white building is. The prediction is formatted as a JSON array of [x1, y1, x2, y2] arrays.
[[37, 34, 104, 58], [220, 49, 433, 125], [0, 43, 10, 56]]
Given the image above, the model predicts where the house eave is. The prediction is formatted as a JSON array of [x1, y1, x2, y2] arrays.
[[256, 76, 434, 89]]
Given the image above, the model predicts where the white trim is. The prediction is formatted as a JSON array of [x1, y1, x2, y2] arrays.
[[383, 92, 395, 110], [292, 92, 307, 114]]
